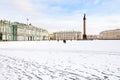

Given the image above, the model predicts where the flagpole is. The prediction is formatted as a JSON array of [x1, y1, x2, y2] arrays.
[[27, 18, 29, 41]]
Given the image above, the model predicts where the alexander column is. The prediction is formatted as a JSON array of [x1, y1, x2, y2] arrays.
[[83, 13, 87, 40]]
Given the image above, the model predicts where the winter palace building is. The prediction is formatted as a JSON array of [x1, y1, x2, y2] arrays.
[[0, 20, 49, 41]]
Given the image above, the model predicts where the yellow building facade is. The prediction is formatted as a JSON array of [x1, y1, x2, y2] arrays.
[[99, 29, 120, 40], [53, 31, 82, 40]]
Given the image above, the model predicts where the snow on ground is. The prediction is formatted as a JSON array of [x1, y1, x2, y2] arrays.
[[0, 40, 120, 80]]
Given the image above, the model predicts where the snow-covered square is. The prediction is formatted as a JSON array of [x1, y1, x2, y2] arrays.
[[0, 40, 120, 80]]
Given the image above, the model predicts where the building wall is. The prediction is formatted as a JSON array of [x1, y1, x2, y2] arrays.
[[87, 35, 99, 40], [0, 20, 49, 41], [0, 20, 13, 41], [99, 29, 120, 40], [53, 31, 82, 40]]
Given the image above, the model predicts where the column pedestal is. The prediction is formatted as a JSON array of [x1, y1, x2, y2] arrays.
[[83, 34, 87, 40]]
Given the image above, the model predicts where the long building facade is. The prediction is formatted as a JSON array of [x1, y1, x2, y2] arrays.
[[0, 20, 49, 41], [99, 29, 120, 40], [53, 31, 82, 40]]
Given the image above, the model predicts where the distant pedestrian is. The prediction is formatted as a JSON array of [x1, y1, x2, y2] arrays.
[[63, 40, 66, 43]]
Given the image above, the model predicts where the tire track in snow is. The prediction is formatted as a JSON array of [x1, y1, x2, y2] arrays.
[[0, 54, 120, 80]]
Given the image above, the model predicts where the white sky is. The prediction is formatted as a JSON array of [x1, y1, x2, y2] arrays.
[[0, 0, 120, 34]]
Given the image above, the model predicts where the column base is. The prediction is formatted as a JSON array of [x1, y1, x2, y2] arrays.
[[83, 34, 87, 40]]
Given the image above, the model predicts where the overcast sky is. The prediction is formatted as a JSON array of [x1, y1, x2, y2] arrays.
[[0, 0, 120, 34]]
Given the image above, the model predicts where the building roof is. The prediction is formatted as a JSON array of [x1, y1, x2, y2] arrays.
[[100, 29, 120, 34]]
